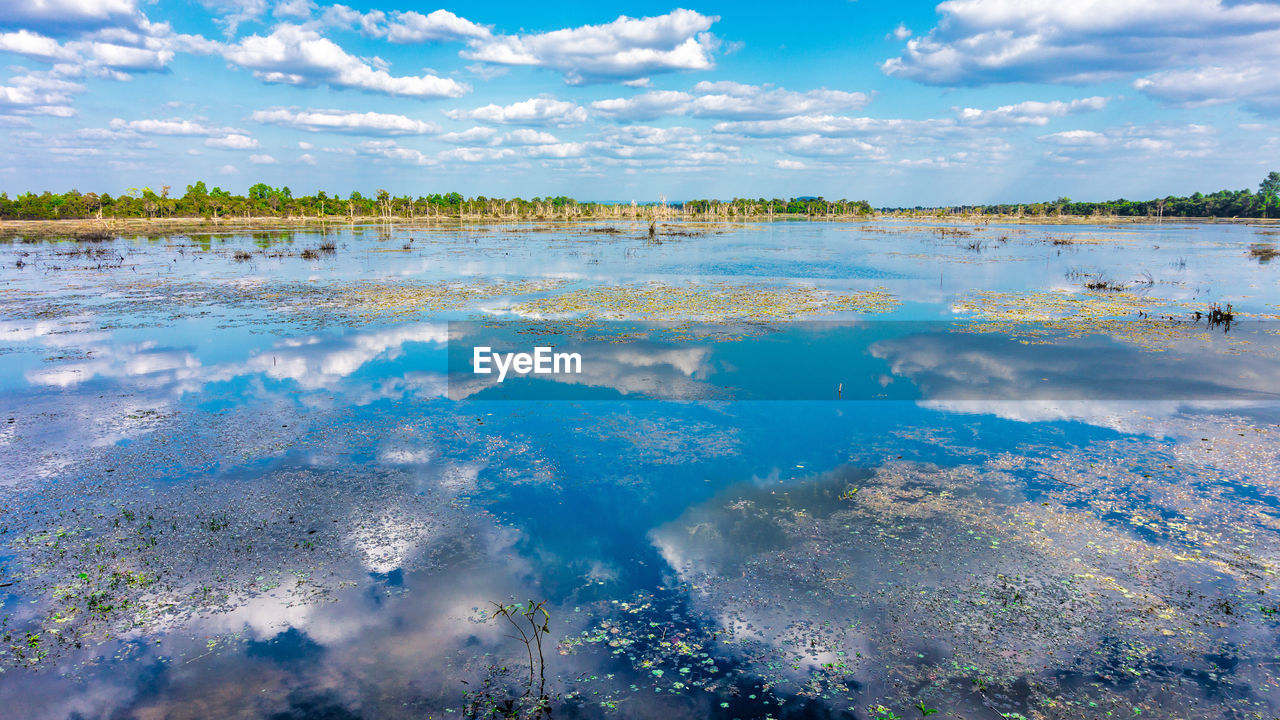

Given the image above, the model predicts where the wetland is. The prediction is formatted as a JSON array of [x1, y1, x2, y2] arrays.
[[1, 218, 1279, 720]]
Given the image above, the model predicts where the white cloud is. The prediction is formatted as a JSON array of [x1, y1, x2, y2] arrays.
[[439, 126, 499, 145], [589, 90, 691, 121], [219, 163, 238, 173], [109, 117, 232, 135], [205, 133, 260, 149], [782, 134, 884, 159], [1037, 129, 1107, 146], [882, 0, 1280, 90], [324, 7, 490, 43], [298, 140, 313, 148], [686, 81, 871, 120], [592, 82, 871, 121], [83, 41, 173, 72], [0, 72, 82, 116], [250, 107, 440, 135], [1037, 123, 1218, 160], [0, 30, 74, 61], [955, 96, 1109, 126], [504, 128, 560, 145], [775, 159, 807, 170], [588, 124, 739, 164], [1134, 65, 1280, 114], [0, 0, 142, 35], [712, 114, 951, 139], [437, 146, 516, 162], [298, 152, 316, 164], [273, 0, 315, 20], [223, 24, 469, 98], [355, 139, 436, 165], [445, 97, 587, 126], [249, 153, 277, 164], [524, 142, 586, 158], [461, 9, 719, 84], [200, 0, 269, 37]]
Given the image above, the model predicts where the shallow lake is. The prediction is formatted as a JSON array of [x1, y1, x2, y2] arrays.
[[1, 219, 1279, 719]]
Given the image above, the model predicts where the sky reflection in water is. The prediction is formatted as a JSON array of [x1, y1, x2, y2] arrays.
[[1, 220, 1279, 719]]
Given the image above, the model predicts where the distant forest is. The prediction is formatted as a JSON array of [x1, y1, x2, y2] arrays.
[[920, 171, 1280, 219], [0, 185, 873, 220], [0, 172, 1275, 220]]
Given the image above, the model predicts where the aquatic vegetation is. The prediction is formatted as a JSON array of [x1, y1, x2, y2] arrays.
[[465, 601, 555, 719], [1248, 242, 1278, 263], [511, 282, 899, 321], [948, 289, 1270, 351]]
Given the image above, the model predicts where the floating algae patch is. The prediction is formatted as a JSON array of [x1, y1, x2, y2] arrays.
[[2, 276, 571, 333], [950, 289, 1270, 351], [571, 414, 741, 466], [644, 460, 1280, 719], [250, 277, 570, 325], [510, 282, 899, 321]]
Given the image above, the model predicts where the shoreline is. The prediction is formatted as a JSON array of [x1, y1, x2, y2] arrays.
[[1, 213, 1277, 239]]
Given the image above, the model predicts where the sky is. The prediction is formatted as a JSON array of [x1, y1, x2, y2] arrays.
[[0, 0, 1278, 205]]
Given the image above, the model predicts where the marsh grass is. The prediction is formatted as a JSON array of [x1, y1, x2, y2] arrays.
[[1249, 243, 1278, 263]]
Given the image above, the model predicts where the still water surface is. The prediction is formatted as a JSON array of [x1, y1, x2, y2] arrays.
[[1, 220, 1279, 719]]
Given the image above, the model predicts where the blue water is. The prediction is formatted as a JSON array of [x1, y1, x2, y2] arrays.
[[1, 219, 1278, 719]]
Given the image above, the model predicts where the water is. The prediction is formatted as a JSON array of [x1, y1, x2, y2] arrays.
[[1, 219, 1279, 719]]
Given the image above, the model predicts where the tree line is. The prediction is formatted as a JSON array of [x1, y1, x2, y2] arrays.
[[0, 183, 873, 221], [886, 172, 1280, 219], [0, 172, 1274, 221]]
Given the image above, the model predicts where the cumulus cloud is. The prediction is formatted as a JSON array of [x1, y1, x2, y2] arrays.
[[1134, 65, 1280, 114], [0, 30, 75, 61], [205, 133, 260, 149], [200, 0, 270, 37], [461, 9, 719, 84], [249, 153, 276, 164], [1037, 123, 1218, 160], [881, 0, 1280, 91], [504, 128, 560, 145], [0, 18, 217, 104], [437, 146, 516, 163], [109, 117, 233, 135], [223, 24, 469, 98], [589, 90, 691, 121], [323, 6, 491, 43], [588, 124, 739, 163], [250, 107, 440, 135], [712, 114, 952, 140], [438, 126, 499, 145], [0, 73, 82, 116], [955, 96, 1109, 126], [444, 97, 587, 126], [0, 0, 142, 35], [273, 0, 316, 20], [354, 139, 436, 165], [782, 134, 884, 159], [592, 81, 871, 121], [524, 142, 585, 158]]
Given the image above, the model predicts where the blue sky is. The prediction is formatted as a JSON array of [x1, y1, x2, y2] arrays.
[[0, 0, 1277, 204]]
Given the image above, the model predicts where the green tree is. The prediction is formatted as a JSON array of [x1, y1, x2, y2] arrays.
[[1261, 171, 1280, 218]]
